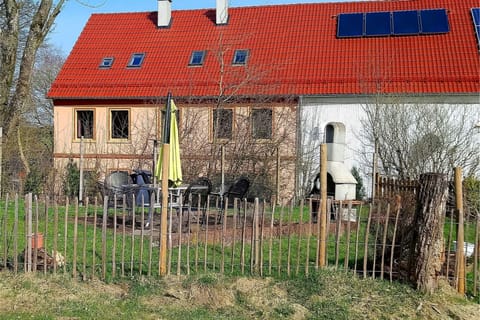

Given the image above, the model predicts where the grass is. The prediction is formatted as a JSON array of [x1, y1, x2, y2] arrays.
[[0, 270, 478, 319]]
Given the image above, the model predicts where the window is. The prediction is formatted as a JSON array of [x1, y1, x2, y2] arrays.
[[76, 110, 94, 139], [99, 57, 114, 68], [189, 50, 206, 66], [232, 49, 249, 65], [127, 53, 145, 68], [213, 108, 233, 139], [325, 124, 334, 143], [251, 108, 272, 139], [110, 110, 129, 139]]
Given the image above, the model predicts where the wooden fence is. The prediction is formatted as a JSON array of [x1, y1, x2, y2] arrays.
[[374, 173, 418, 201], [0, 193, 478, 298]]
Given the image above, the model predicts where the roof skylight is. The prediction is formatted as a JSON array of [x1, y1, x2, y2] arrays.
[[127, 53, 145, 68], [99, 57, 114, 68], [233, 49, 249, 65], [189, 51, 206, 66]]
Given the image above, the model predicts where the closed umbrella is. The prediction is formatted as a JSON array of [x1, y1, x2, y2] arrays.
[[155, 97, 182, 186], [154, 93, 182, 275]]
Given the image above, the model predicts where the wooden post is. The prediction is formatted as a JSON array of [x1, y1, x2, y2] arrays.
[[276, 147, 280, 203], [159, 143, 170, 276], [79, 136, 84, 205], [474, 216, 479, 297], [0, 127, 3, 198], [318, 143, 327, 267], [73, 198, 79, 279], [2, 195, 8, 270], [454, 167, 466, 295], [26, 193, 32, 272], [371, 141, 378, 201]]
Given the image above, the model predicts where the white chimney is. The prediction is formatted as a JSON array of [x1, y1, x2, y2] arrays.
[[216, 0, 229, 25], [157, 0, 172, 28]]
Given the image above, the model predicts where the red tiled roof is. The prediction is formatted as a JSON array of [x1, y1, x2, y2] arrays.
[[48, 0, 480, 100]]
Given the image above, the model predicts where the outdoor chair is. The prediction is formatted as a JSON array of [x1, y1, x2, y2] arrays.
[[130, 170, 152, 207], [102, 171, 134, 209], [215, 177, 250, 224], [181, 177, 212, 228]]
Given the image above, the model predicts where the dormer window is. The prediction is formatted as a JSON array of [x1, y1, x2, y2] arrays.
[[189, 50, 206, 66], [127, 53, 145, 68], [99, 57, 114, 68], [232, 49, 249, 65]]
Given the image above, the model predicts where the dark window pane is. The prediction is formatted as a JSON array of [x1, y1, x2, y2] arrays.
[[252, 109, 272, 139], [325, 124, 334, 143], [190, 51, 205, 65], [76, 110, 94, 139], [99, 57, 114, 68], [233, 50, 249, 65], [213, 109, 233, 139], [111, 110, 129, 139], [128, 53, 145, 67]]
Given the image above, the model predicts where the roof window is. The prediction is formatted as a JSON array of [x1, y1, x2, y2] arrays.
[[127, 53, 145, 68], [189, 50, 206, 66], [99, 57, 114, 68], [232, 49, 249, 65]]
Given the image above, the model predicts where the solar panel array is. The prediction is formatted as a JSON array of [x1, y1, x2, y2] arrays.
[[472, 8, 480, 48], [337, 9, 449, 38]]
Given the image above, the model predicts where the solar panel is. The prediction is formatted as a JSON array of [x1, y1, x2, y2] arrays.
[[472, 8, 480, 48], [420, 9, 449, 34], [365, 12, 391, 36], [337, 13, 364, 38], [472, 8, 480, 24], [393, 10, 419, 35]]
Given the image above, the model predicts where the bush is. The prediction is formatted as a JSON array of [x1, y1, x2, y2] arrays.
[[24, 168, 44, 195], [351, 166, 366, 201], [63, 159, 79, 198]]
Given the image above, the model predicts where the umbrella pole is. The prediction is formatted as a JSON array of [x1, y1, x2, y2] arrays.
[[160, 143, 170, 276]]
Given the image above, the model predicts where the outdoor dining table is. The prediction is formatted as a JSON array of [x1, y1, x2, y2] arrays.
[[140, 184, 209, 228]]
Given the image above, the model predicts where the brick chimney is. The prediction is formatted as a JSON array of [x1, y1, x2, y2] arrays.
[[157, 0, 172, 28], [216, 0, 229, 25]]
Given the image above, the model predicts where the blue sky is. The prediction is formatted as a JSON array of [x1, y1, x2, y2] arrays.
[[50, 0, 343, 54]]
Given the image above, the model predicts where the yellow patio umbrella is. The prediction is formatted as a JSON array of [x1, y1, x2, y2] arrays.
[[155, 97, 182, 187], [155, 93, 182, 275]]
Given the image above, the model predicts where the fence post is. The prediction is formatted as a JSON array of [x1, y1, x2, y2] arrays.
[[454, 167, 466, 295], [26, 193, 33, 272], [318, 143, 327, 267]]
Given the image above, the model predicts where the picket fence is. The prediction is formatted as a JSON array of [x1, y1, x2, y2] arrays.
[[0, 193, 478, 298]]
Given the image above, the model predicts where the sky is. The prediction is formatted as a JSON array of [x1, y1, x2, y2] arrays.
[[50, 0, 345, 55]]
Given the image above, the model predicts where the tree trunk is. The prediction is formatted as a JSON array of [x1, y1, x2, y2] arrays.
[[410, 173, 448, 293]]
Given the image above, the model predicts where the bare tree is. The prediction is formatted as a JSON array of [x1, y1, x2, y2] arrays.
[[174, 30, 295, 200], [360, 96, 480, 180]]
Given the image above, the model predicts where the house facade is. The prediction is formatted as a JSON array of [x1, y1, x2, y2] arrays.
[[48, 0, 480, 200]]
